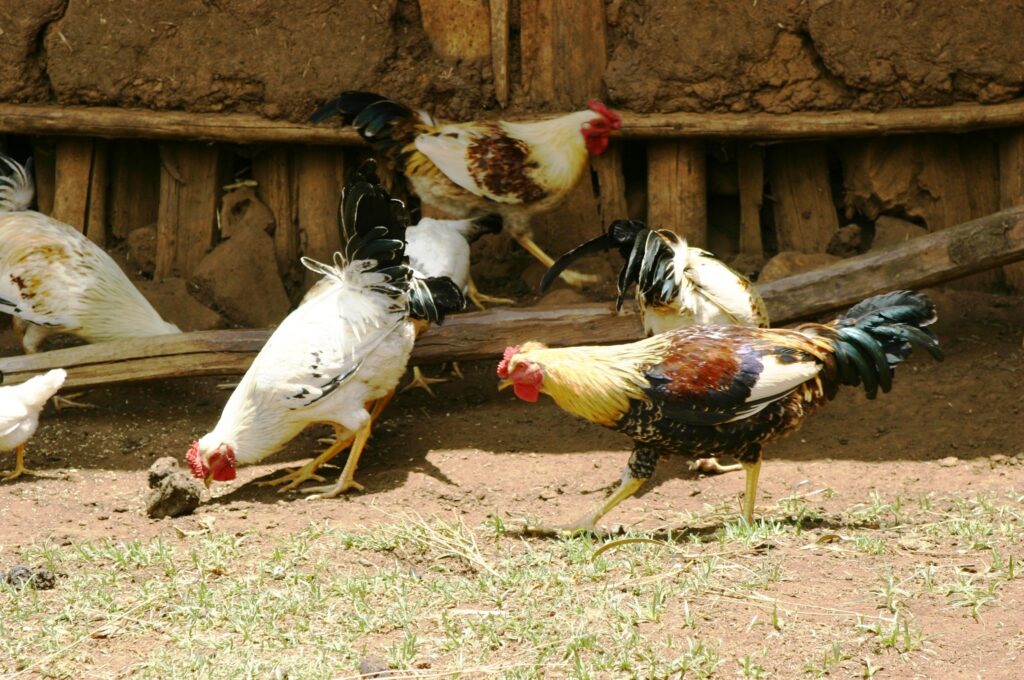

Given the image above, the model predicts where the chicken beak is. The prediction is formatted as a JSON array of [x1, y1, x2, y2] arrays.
[[498, 379, 512, 392], [203, 472, 214, 489]]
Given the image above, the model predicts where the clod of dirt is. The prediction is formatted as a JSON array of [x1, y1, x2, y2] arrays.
[[827, 224, 863, 257], [126, 225, 157, 277], [137, 277, 225, 332], [358, 657, 397, 678], [938, 456, 960, 468], [189, 226, 291, 328], [5, 565, 56, 590], [148, 456, 183, 489], [146, 473, 203, 520], [218, 187, 275, 240]]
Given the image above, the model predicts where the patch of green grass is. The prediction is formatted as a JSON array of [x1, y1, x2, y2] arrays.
[[4, 489, 1024, 677]]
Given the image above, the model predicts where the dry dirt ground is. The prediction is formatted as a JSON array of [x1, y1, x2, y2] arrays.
[[1, 289, 1023, 678]]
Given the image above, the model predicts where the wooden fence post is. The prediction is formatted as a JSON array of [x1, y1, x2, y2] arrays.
[[1000, 129, 1024, 292], [295, 146, 346, 288], [646, 140, 707, 247], [768, 143, 838, 253], [109, 140, 160, 238], [52, 138, 108, 245], [155, 142, 226, 279], [737, 144, 764, 256]]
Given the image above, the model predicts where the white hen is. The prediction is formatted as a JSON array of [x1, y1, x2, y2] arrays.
[[0, 368, 66, 480], [0, 155, 179, 353], [187, 164, 464, 497]]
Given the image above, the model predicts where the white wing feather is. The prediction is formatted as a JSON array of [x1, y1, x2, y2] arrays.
[[414, 130, 492, 199]]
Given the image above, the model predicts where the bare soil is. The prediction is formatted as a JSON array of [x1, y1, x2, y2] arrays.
[[1, 288, 1023, 676]]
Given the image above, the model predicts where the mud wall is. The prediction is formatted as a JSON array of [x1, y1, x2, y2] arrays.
[[2, 0, 1023, 119]]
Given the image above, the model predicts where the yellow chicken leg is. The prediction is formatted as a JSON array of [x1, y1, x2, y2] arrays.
[[259, 427, 356, 492], [272, 394, 394, 490], [515, 234, 599, 288], [303, 418, 373, 499], [467, 277, 516, 310], [2, 444, 31, 481], [742, 459, 762, 525], [51, 393, 96, 411], [559, 473, 647, 534], [401, 366, 447, 396]]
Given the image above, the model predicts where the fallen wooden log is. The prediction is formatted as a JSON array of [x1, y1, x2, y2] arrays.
[[5, 99, 1024, 145], [2, 205, 1023, 389]]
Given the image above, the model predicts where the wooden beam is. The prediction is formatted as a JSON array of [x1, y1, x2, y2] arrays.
[[0, 304, 643, 390], [646, 140, 707, 247], [999, 129, 1024, 293], [737, 144, 764, 255], [155, 143, 226, 278], [490, 0, 510, 107], [7, 101, 1024, 145], [759, 205, 1024, 321], [7, 205, 1024, 389]]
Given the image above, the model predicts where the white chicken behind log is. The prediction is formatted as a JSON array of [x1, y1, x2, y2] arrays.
[[0, 368, 66, 480], [187, 164, 465, 497], [0, 155, 180, 353]]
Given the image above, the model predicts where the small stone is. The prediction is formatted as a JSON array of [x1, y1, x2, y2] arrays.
[[937, 456, 959, 467], [146, 473, 202, 519], [358, 656, 396, 678], [148, 456, 181, 489], [5, 565, 32, 588]]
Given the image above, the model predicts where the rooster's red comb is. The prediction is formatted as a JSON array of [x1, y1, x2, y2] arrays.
[[588, 100, 622, 129], [497, 345, 521, 379]]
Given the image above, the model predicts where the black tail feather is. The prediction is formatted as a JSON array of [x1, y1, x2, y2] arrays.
[[337, 160, 409, 282], [409, 276, 467, 325], [831, 290, 943, 399], [311, 91, 417, 162]]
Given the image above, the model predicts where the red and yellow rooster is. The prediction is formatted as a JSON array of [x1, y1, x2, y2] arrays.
[[498, 291, 943, 531], [311, 92, 622, 288]]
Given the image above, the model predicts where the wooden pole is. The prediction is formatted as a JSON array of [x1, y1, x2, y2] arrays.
[[8, 205, 1023, 389], [8, 101, 1024, 145], [52, 138, 108, 245], [108, 140, 160, 238], [252, 147, 298, 284]]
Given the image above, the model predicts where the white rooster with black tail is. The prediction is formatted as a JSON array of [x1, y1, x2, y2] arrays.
[[187, 162, 465, 498]]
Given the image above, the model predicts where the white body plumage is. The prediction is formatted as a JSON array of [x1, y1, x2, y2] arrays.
[[642, 238, 769, 336], [198, 259, 416, 468], [0, 369, 66, 452], [405, 217, 476, 291], [0, 157, 179, 352]]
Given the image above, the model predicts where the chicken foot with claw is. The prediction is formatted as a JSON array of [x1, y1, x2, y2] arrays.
[[1, 444, 32, 481]]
